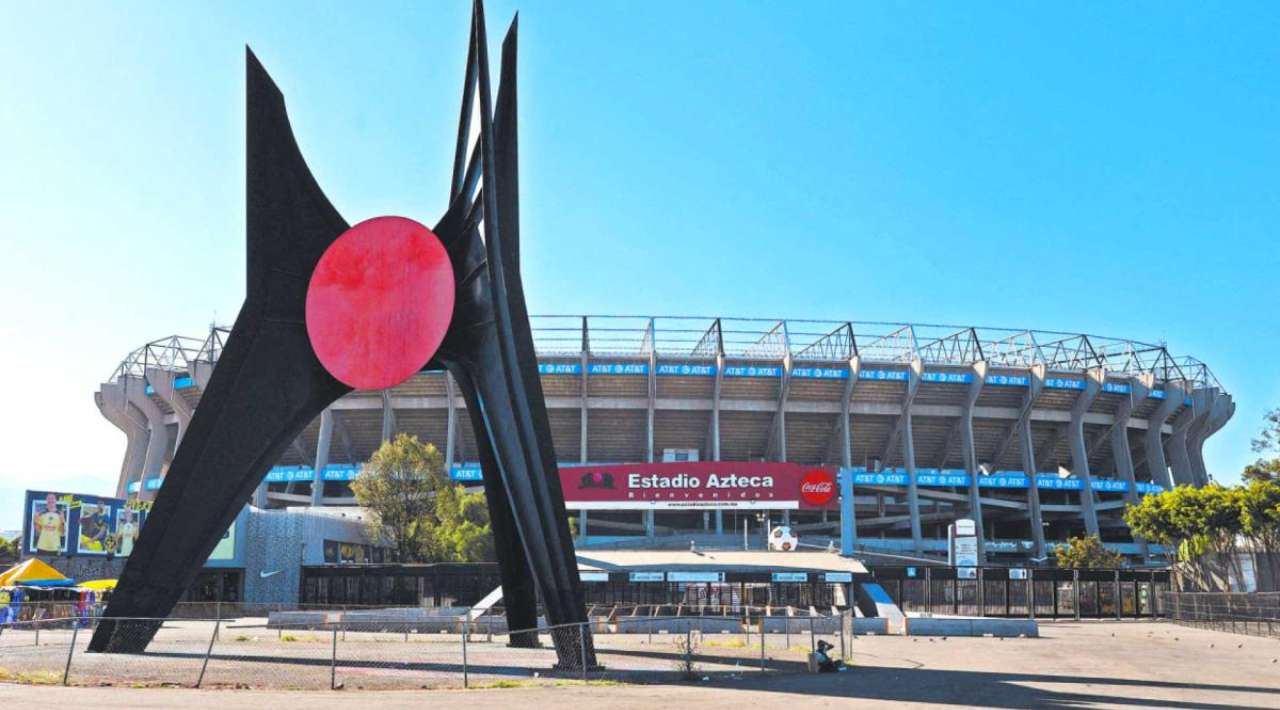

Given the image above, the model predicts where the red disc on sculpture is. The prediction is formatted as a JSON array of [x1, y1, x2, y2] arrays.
[[306, 216, 455, 390]]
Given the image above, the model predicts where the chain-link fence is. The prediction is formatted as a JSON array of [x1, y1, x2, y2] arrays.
[[1163, 591, 1280, 640], [0, 609, 862, 690]]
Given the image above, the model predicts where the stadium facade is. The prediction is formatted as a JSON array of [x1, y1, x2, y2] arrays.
[[96, 316, 1233, 564]]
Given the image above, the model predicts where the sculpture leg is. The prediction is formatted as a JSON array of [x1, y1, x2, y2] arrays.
[[449, 366, 541, 647], [90, 315, 349, 652], [91, 50, 353, 653], [445, 336, 593, 666]]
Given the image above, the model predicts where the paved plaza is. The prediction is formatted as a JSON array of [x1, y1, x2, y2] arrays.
[[2, 620, 1278, 708]]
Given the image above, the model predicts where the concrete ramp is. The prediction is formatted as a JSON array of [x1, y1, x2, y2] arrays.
[[856, 582, 904, 617], [467, 585, 504, 622]]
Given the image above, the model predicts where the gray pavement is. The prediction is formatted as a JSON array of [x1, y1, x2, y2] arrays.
[[2, 620, 1279, 708]]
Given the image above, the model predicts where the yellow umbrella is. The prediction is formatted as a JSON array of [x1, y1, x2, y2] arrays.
[[79, 579, 117, 591]]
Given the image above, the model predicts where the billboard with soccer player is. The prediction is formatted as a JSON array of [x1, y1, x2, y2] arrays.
[[22, 490, 151, 557]]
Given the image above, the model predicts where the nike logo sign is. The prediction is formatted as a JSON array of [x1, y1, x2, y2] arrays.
[[259, 569, 284, 579]]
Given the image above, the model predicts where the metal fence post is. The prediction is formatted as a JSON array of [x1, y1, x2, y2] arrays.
[[759, 614, 766, 671], [61, 623, 79, 686], [1073, 570, 1081, 622], [330, 625, 338, 690], [685, 621, 692, 672], [978, 567, 986, 617], [580, 622, 588, 681], [462, 617, 469, 688], [1114, 571, 1122, 620], [808, 614, 816, 655], [838, 609, 846, 659], [196, 619, 220, 688]]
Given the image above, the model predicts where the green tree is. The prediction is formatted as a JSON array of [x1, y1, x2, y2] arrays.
[[1125, 484, 1248, 589], [1054, 534, 1124, 569], [1125, 485, 1242, 560], [0, 534, 19, 566], [1238, 479, 1280, 584], [1243, 459, 1280, 484], [424, 483, 495, 562], [1245, 408, 1280, 483], [350, 433, 449, 562], [350, 433, 496, 563]]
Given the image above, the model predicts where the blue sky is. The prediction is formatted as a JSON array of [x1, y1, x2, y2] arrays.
[[0, 1, 1276, 530]]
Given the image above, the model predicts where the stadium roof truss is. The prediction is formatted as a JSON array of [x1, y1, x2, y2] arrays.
[[111, 316, 1226, 392]]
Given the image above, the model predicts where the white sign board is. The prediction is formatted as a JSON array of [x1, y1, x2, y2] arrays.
[[949, 518, 979, 568]]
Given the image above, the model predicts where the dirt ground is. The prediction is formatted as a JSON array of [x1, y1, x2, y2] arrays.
[[3, 620, 1279, 708]]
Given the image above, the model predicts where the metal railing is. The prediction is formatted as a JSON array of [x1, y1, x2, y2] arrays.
[[0, 609, 859, 690], [1163, 591, 1280, 639], [110, 317, 1224, 391]]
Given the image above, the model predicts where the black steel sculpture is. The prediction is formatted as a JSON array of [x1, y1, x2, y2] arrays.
[[90, 0, 594, 666]]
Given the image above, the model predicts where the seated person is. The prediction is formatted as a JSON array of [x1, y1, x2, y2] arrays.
[[814, 640, 847, 672]]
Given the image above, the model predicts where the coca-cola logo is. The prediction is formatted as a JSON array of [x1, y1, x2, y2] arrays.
[[800, 469, 836, 506]]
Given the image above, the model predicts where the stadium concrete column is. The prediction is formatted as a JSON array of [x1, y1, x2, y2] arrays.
[[1145, 380, 1182, 490], [902, 358, 924, 554], [839, 356, 861, 555], [1112, 377, 1149, 556], [710, 352, 723, 461], [1167, 385, 1206, 487], [443, 374, 456, 467], [1182, 387, 1215, 487], [580, 350, 589, 464], [578, 343, 591, 539], [191, 361, 215, 390], [645, 346, 656, 538], [1189, 390, 1234, 486], [646, 350, 656, 464], [712, 351, 724, 535], [769, 354, 793, 463], [1068, 368, 1104, 537], [777, 354, 793, 527], [97, 382, 149, 498], [381, 389, 397, 443], [145, 368, 193, 446], [124, 375, 169, 500], [312, 409, 334, 507], [1020, 365, 1047, 559], [961, 362, 987, 561]]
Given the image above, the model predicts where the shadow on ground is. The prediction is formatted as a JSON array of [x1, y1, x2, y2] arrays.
[[119, 644, 1280, 709]]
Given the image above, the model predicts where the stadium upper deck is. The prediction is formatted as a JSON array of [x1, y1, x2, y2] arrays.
[[96, 316, 1233, 562]]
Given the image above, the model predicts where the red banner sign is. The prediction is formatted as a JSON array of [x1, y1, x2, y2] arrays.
[[561, 462, 838, 510]]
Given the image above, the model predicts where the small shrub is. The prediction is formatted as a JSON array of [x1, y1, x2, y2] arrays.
[[673, 631, 701, 680], [0, 667, 60, 685]]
